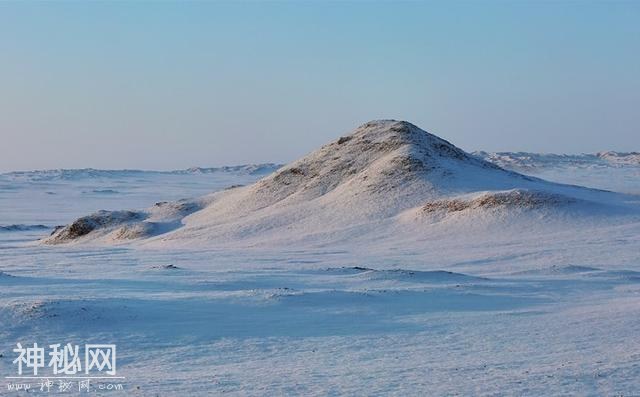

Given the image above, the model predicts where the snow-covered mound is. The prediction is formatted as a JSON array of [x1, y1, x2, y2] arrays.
[[43, 120, 638, 246], [420, 190, 574, 214], [596, 151, 640, 166], [45, 200, 204, 244]]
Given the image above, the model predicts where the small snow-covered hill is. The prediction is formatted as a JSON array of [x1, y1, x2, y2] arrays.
[[43, 120, 639, 247]]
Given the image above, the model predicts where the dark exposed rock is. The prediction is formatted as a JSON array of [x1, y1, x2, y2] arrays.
[[337, 136, 352, 144]]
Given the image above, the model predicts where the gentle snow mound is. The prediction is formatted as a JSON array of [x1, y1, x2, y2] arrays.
[[44, 199, 204, 244], [421, 190, 574, 214]]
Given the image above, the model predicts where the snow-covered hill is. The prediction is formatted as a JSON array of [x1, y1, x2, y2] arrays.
[[44, 120, 639, 247]]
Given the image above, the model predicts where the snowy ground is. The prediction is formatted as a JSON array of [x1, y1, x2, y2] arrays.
[[1, 162, 639, 396]]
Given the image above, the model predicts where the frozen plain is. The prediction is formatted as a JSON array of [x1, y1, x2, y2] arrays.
[[1, 135, 640, 395]]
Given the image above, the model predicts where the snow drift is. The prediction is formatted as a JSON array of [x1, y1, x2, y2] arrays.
[[43, 120, 639, 247]]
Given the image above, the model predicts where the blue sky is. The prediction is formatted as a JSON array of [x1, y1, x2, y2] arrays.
[[1, 1, 638, 171]]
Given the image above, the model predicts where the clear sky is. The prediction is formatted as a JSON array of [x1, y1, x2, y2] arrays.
[[1, 1, 638, 172]]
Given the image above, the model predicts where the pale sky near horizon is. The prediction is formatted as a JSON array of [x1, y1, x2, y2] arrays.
[[1, 1, 638, 172]]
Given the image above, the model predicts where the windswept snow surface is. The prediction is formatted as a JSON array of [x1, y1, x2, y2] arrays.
[[1, 122, 640, 395]]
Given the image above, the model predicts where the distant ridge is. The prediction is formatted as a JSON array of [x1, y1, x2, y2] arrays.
[[1, 164, 282, 181], [473, 151, 640, 171]]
